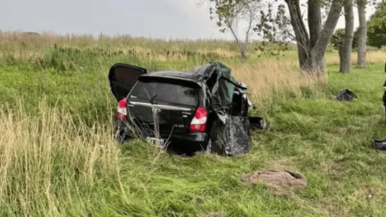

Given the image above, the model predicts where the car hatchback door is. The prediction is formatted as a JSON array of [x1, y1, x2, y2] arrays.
[[127, 77, 203, 136], [108, 63, 147, 101]]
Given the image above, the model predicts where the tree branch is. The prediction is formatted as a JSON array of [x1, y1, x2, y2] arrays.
[[284, 0, 310, 51], [244, 3, 254, 44], [312, 0, 343, 59], [285, 0, 310, 65]]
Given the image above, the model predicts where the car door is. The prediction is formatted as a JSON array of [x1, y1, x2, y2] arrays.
[[108, 63, 147, 102]]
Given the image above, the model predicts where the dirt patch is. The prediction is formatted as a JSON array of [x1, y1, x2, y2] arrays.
[[242, 170, 307, 189]]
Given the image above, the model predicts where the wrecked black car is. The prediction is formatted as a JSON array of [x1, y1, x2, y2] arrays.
[[108, 61, 266, 156]]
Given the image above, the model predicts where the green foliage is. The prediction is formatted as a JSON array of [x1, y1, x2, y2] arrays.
[[331, 28, 359, 50], [368, 3, 386, 48], [36, 45, 140, 73], [331, 28, 345, 49], [206, 0, 292, 58]]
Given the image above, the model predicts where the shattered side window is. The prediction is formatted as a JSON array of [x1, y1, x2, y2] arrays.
[[129, 79, 200, 106]]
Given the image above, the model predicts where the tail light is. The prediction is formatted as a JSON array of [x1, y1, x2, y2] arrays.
[[117, 98, 127, 120], [190, 107, 208, 132]]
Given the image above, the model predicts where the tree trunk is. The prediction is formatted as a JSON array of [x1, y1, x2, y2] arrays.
[[338, 44, 344, 70], [240, 48, 247, 61], [340, 0, 354, 73], [357, 0, 367, 68], [308, 0, 321, 48], [311, 0, 343, 58], [296, 44, 309, 67], [285, 0, 310, 67], [303, 51, 325, 81], [285, 0, 343, 76]]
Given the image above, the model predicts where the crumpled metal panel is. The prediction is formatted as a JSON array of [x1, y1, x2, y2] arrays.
[[187, 62, 250, 125], [210, 116, 251, 156]]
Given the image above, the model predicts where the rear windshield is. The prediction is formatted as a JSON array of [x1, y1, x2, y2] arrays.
[[129, 78, 200, 106]]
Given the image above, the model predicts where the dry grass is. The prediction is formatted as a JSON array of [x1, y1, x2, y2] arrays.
[[325, 50, 386, 66], [0, 31, 242, 64], [230, 59, 321, 103], [0, 100, 123, 216], [0, 31, 239, 53]]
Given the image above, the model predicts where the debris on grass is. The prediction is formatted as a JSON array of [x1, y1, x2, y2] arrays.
[[372, 137, 386, 151], [242, 170, 307, 189], [335, 89, 358, 101], [249, 116, 269, 131]]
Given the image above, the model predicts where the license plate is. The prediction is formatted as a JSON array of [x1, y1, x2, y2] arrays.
[[146, 137, 165, 147]]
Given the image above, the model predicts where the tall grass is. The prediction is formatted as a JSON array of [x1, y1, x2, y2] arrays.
[[325, 50, 386, 66], [231, 59, 322, 105], [3, 30, 386, 216], [0, 32, 322, 215], [0, 101, 124, 216]]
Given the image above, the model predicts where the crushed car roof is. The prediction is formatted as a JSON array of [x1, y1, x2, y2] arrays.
[[140, 63, 215, 83], [141, 70, 205, 82]]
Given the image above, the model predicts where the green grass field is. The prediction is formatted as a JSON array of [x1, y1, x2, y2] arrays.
[[1, 32, 386, 216]]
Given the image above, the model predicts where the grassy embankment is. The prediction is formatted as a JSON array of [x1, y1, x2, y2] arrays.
[[1, 31, 386, 216]]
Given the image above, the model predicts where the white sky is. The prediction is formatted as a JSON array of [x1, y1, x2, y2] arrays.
[[0, 0, 377, 40]]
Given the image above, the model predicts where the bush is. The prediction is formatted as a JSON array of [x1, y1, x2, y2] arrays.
[[331, 28, 359, 50], [368, 3, 386, 48]]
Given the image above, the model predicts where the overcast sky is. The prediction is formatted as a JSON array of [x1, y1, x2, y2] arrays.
[[0, 0, 376, 40]]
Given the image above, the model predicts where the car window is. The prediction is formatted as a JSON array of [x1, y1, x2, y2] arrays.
[[129, 79, 199, 106]]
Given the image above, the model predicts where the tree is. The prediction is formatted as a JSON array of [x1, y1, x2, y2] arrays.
[[356, 0, 367, 68], [331, 28, 359, 49], [368, 2, 386, 48], [273, 0, 344, 78], [204, 0, 263, 60], [205, 0, 344, 79], [339, 0, 354, 73]]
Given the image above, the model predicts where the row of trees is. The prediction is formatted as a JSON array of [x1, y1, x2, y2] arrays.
[[201, 0, 385, 77], [333, 2, 386, 65]]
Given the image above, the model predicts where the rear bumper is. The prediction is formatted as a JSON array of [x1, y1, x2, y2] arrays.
[[114, 118, 209, 152], [161, 132, 209, 150]]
